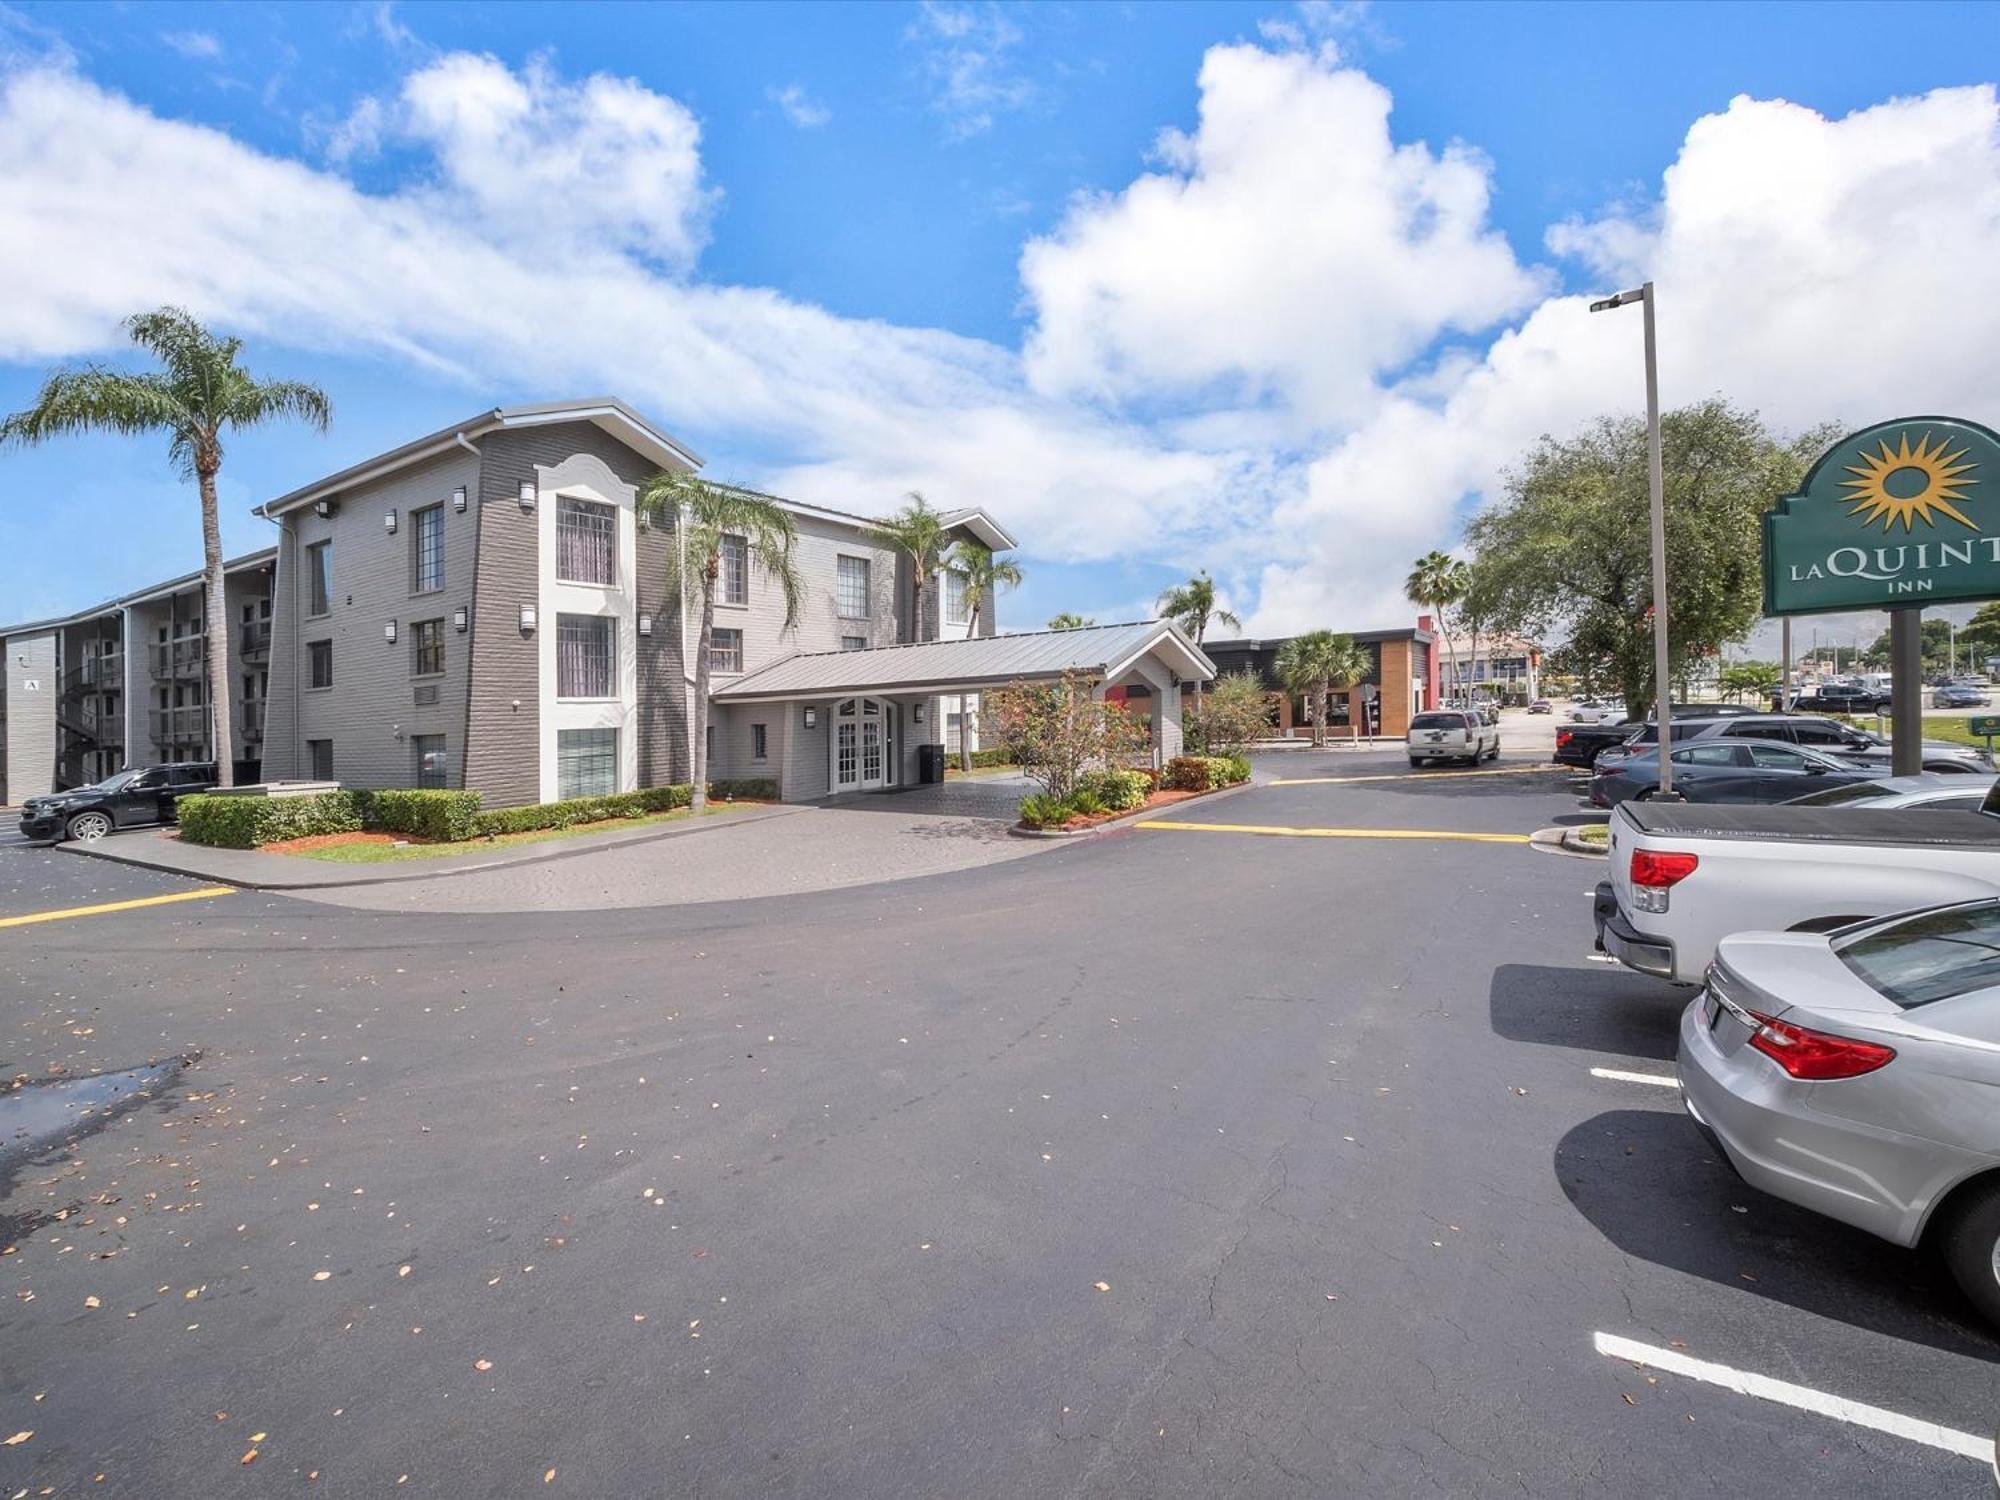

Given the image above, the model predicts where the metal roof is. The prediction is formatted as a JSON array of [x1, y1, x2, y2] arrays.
[[1, 547, 277, 639], [713, 620, 1214, 702]]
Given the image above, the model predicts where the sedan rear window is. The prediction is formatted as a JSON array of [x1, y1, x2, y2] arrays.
[[1789, 780, 1894, 808], [1835, 901, 2000, 1007], [1409, 713, 1468, 732]]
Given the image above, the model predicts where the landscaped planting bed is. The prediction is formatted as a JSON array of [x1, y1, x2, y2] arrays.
[[1016, 756, 1250, 832]]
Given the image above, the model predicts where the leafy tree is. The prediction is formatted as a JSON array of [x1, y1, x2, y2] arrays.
[[1157, 571, 1240, 714], [1719, 659, 1780, 702], [866, 492, 952, 643], [947, 540, 1023, 771], [1864, 618, 1955, 675], [638, 474, 802, 812], [1957, 602, 2000, 664], [1183, 669, 1275, 758], [2, 308, 330, 787], [1406, 550, 1469, 701], [1047, 611, 1094, 630], [1463, 400, 1834, 715], [984, 670, 1149, 799]]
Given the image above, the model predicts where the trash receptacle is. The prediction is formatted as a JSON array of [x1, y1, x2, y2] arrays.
[[918, 744, 946, 784]]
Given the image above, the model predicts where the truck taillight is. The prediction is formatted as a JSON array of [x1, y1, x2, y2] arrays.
[[1628, 849, 1696, 913], [1746, 1011, 1896, 1080], [1556, 729, 1573, 748]]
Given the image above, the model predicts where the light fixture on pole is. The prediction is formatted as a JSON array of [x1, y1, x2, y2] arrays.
[[1589, 281, 1677, 799]]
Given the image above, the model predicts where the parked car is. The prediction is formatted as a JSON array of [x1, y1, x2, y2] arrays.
[[1591, 780, 2000, 985], [1935, 685, 1991, 708], [1406, 710, 1500, 767], [1615, 714, 1994, 776], [1569, 700, 1615, 724], [1552, 702, 1763, 770], [1678, 904, 2000, 1327], [1794, 683, 1890, 714], [1527, 699, 1552, 714], [17, 762, 218, 843], [1785, 773, 1999, 813], [1589, 742, 1881, 809]]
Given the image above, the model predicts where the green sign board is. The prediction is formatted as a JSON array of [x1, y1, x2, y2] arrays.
[[1764, 415, 2000, 616], [1972, 716, 2000, 739]]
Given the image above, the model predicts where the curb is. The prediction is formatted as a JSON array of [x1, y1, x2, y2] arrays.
[[1007, 777, 1263, 839], [56, 803, 805, 891], [1529, 825, 1608, 859]]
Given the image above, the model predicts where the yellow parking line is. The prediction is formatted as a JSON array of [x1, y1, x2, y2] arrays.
[[0, 885, 235, 930], [1137, 821, 1531, 844], [1271, 765, 1565, 786]]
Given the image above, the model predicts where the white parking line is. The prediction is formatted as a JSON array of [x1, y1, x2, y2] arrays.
[[1589, 1066, 1678, 1088], [1593, 1332, 1995, 1463]]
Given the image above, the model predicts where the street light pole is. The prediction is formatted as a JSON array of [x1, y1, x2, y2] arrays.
[[1590, 281, 1678, 798]]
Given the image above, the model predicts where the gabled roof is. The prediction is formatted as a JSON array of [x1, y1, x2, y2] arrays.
[[713, 619, 1214, 703], [936, 507, 1018, 552], [256, 397, 704, 518], [1, 547, 277, 639]]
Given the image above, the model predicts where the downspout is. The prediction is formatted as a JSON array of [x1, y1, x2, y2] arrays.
[[453, 432, 480, 794]]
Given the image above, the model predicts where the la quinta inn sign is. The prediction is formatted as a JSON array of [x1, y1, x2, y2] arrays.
[[1764, 415, 2000, 616]]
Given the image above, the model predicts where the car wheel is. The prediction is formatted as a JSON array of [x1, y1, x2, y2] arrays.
[[1487, 739, 1501, 761], [1632, 788, 1655, 802], [1408, 758, 1423, 769], [1937, 1179, 2000, 1330], [65, 810, 113, 842]]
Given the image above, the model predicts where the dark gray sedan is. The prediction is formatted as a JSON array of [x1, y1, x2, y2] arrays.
[[1588, 741, 1883, 808]]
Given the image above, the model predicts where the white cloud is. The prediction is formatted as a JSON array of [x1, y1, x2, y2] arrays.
[[909, 0, 1033, 141], [767, 83, 829, 130], [160, 30, 222, 60]]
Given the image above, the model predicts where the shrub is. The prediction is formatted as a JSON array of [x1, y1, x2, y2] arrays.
[[1219, 754, 1252, 785], [1077, 767, 1149, 812], [1067, 789, 1104, 817], [985, 671, 1152, 798], [178, 790, 362, 849], [1184, 670, 1278, 758], [1018, 792, 1072, 830], [469, 783, 695, 838], [1163, 755, 1246, 792], [370, 789, 482, 842], [707, 778, 779, 801], [963, 748, 1014, 769]]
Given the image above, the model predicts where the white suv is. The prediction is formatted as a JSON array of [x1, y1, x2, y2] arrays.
[[1407, 710, 1500, 767]]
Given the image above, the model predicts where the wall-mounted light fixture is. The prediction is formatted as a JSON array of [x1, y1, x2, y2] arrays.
[[384, 620, 398, 644], [913, 703, 925, 724], [384, 509, 398, 534], [453, 605, 469, 633], [452, 485, 468, 513], [637, 613, 654, 638], [519, 604, 537, 634], [803, 706, 818, 729], [518, 480, 537, 510], [313, 497, 337, 519]]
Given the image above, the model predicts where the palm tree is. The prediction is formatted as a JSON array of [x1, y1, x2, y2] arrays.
[[638, 474, 803, 812], [1274, 632, 1333, 746], [865, 492, 953, 643], [2, 308, 329, 787], [1157, 571, 1240, 714], [947, 540, 1024, 771], [1047, 612, 1094, 630], [1322, 634, 1369, 743], [1406, 550, 1469, 708]]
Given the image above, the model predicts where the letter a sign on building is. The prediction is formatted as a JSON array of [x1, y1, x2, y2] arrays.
[[1764, 415, 2000, 616]]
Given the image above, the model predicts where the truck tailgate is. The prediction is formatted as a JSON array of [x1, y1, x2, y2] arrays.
[[1616, 803, 2000, 848]]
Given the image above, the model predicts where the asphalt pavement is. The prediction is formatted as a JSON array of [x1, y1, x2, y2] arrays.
[[2, 749, 1993, 1498]]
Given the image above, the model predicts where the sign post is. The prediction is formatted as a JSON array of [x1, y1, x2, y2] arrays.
[[1972, 715, 2000, 758], [1764, 416, 2000, 777]]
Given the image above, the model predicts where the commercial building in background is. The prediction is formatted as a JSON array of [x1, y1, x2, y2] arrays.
[[1435, 632, 1542, 701], [1202, 623, 1437, 740], [4, 397, 1212, 806]]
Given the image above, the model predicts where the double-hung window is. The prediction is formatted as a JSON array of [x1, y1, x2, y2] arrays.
[[413, 734, 447, 788], [308, 639, 333, 689], [841, 635, 867, 652], [556, 497, 616, 584], [944, 568, 968, 627], [719, 534, 748, 606], [557, 728, 617, 799], [837, 556, 870, 619], [411, 505, 444, 592], [710, 627, 743, 673], [306, 541, 332, 617], [556, 614, 615, 698], [410, 618, 444, 677]]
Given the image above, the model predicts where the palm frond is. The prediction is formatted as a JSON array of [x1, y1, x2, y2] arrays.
[[123, 307, 238, 385], [0, 368, 189, 449], [229, 377, 331, 434]]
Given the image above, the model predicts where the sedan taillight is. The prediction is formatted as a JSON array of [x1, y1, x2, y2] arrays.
[[1745, 1011, 1895, 1080]]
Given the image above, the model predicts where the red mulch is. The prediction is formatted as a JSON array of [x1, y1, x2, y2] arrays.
[[258, 830, 426, 854]]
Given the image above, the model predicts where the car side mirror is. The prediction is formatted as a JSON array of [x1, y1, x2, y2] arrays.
[[1804, 764, 1826, 775]]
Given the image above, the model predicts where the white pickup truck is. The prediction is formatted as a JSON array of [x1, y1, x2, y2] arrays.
[[1592, 794, 2000, 985]]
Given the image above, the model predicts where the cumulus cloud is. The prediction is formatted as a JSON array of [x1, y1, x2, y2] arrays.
[[767, 83, 830, 130]]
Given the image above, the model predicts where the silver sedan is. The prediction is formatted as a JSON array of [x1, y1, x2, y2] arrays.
[[1677, 901, 2000, 1328]]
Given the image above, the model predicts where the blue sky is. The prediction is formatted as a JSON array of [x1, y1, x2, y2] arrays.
[[2, 0, 1998, 637]]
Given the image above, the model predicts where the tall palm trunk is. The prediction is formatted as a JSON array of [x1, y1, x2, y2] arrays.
[[690, 565, 717, 812], [198, 461, 236, 787], [1315, 674, 1331, 748]]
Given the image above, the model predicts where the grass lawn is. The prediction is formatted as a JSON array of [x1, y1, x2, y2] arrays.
[[944, 763, 1022, 778], [1574, 823, 1610, 848], [285, 804, 756, 863]]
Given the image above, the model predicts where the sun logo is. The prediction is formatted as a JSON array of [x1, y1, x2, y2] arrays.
[[1840, 430, 1979, 532]]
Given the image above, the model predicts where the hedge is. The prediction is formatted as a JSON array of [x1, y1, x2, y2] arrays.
[[371, 789, 482, 842], [708, 778, 779, 801], [177, 790, 363, 849], [471, 784, 691, 838], [1163, 755, 1251, 792], [962, 748, 1014, 769]]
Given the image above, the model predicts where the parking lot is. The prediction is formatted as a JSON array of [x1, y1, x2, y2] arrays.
[[2, 744, 1993, 1497]]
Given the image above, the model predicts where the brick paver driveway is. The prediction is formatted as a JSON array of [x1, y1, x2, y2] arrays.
[[827, 772, 1034, 821]]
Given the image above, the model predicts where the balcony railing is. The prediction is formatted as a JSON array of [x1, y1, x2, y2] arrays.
[[61, 653, 125, 698], [149, 705, 209, 744], [238, 698, 266, 739], [150, 638, 207, 680], [240, 620, 272, 659]]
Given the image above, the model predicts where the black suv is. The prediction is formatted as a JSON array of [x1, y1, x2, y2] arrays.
[[1794, 684, 1889, 713], [18, 763, 218, 843]]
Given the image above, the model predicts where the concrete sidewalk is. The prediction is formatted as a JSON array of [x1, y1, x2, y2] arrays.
[[56, 803, 803, 890]]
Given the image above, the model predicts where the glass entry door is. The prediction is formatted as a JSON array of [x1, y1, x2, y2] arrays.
[[833, 697, 891, 791]]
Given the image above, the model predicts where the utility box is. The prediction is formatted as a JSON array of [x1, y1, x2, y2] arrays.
[[918, 744, 946, 784]]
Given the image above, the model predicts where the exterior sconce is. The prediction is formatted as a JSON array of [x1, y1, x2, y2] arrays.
[[803, 706, 817, 729], [913, 703, 925, 724], [384, 509, 398, 534], [452, 485, 468, 513], [638, 613, 654, 638], [519, 604, 537, 634], [452, 605, 469, 633], [384, 620, 398, 644], [518, 480, 537, 510], [313, 497, 336, 518]]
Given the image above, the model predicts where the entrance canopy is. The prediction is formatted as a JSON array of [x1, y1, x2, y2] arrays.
[[712, 619, 1215, 704]]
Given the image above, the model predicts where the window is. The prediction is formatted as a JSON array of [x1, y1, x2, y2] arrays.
[[556, 496, 617, 584], [410, 618, 444, 677], [557, 728, 617, 799], [1668, 744, 1745, 766], [411, 505, 445, 592], [1836, 902, 2000, 1008], [710, 627, 743, 673], [719, 534, 748, 606], [1790, 721, 1851, 748], [1745, 743, 1810, 770], [307, 739, 333, 780], [308, 639, 333, 689], [556, 614, 615, 698], [307, 541, 332, 616], [413, 734, 447, 788], [837, 555, 870, 619], [944, 568, 968, 625], [841, 635, 867, 652], [752, 723, 767, 760]]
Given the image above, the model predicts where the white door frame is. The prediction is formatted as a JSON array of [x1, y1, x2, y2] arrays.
[[828, 695, 895, 793]]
